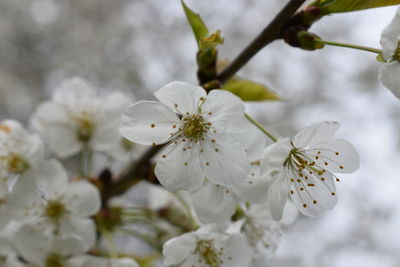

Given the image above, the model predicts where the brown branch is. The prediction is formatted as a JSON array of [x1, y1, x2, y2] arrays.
[[217, 0, 307, 84], [105, 145, 163, 200]]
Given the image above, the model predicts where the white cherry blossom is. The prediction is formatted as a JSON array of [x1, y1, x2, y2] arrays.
[[13, 223, 89, 267], [31, 77, 131, 158], [379, 7, 400, 99], [0, 119, 44, 178], [120, 81, 250, 191], [163, 224, 252, 267], [261, 121, 359, 220], [9, 160, 101, 249]]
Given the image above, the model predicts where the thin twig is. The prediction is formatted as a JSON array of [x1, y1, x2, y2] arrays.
[[217, 0, 306, 83]]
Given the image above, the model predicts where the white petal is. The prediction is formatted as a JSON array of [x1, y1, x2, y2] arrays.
[[309, 139, 360, 173], [53, 236, 87, 256], [379, 62, 400, 99], [120, 101, 180, 146], [265, 171, 289, 221], [260, 138, 292, 173], [64, 180, 101, 216], [154, 140, 204, 191], [199, 135, 250, 187], [13, 223, 50, 262], [24, 135, 45, 168], [192, 180, 236, 224], [90, 123, 119, 151], [202, 90, 246, 133], [163, 232, 196, 266], [213, 232, 252, 267], [380, 7, 400, 59], [60, 216, 97, 250], [154, 81, 206, 115], [35, 159, 69, 196], [31, 102, 82, 158], [293, 121, 340, 148], [232, 164, 269, 203], [289, 169, 337, 217], [234, 121, 269, 161]]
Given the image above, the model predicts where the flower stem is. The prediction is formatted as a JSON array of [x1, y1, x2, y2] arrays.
[[245, 113, 277, 142], [315, 39, 382, 54]]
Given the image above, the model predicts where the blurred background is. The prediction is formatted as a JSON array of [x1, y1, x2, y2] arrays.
[[0, 0, 399, 266]]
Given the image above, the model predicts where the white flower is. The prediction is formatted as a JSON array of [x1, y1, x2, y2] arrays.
[[379, 7, 400, 98], [234, 204, 281, 263], [0, 119, 44, 178], [12, 223, 89, 267], [9, 160, 101, 249], [31, 77, 131, 158], [261, 121, 359, 220], [120, 81, 250, 191], [163, 224, 252, 267]]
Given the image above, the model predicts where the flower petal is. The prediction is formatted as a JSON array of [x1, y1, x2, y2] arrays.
[[309, 139, 360, 173], [60, 216, 97, 250], [163, 232, 196, 266], [265, 171, 289, 221], [379, 62, 400, 99], [64, 180, 101, 217], [120, 101, 180, 146], [154, 140, 204, 191], [293, 121, 340, 148], [53, 236, 87, 256], [191, 180, 236, 224], [380, 7, 400, 59], [232, 165, 269, 203], [13, 223, 50, 262], [289, 169, 337, 217], [199, 135, 250, 187], [261, 138, 292, 173], [154, 81, 206, 115], [202, 90, 246, 133]]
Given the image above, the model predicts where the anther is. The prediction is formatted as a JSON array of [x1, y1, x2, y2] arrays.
[[150, 123, 155, 128]]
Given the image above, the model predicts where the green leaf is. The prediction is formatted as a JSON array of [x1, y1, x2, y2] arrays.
[[181, 1, 209, 47], [311, 0, 400, 13], [223, 78, 280, 102]]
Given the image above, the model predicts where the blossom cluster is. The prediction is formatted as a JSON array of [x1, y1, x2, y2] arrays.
[[0, 78, 139, 267], [0, 75, 361, 267]]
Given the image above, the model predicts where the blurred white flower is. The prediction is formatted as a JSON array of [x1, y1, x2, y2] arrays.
[[239, 204, 281, 263], [13, 223, 88, 267], [72, 255, 140, 267], [0, 119, 44, 178], [9, 160, 100, 249], [261, 121, 359, 220], [31, 77, 131, 158], [163, 224, 252, 267], [379, 7, 400, 99], [120, 81, 249, 192]]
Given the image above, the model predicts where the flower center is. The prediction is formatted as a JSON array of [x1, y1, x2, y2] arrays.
[[194, 240, 222, 267], [45, 253, 64, 267], [181, 114, 209, 141], [3, 153, 30, 174], [74, 111, 96, 142], [45, 200, 66, 222]]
